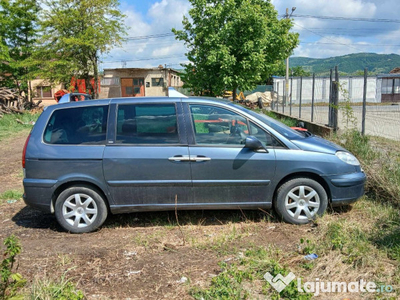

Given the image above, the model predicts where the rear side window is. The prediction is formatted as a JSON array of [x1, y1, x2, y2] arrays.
[[116, 104, 179, 144], [44, 106, 108, 145]]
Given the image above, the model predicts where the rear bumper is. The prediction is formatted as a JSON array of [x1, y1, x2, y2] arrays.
[[324, 172, 366, 206], [23, 179, 56, 213]]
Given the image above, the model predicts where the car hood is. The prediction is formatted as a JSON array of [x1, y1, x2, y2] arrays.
[[290, 136, 347, 154]]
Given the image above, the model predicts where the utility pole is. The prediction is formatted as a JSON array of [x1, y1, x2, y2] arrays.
[[285, 7, 296, 109]]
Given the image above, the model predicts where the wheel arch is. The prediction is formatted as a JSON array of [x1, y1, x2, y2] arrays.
[[273, 172, 331, 204], [51, 181, 111, 214]]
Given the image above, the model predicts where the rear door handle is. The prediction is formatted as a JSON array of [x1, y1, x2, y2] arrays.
[[168, 155, 191, 162], [191, 156, 211, 162]]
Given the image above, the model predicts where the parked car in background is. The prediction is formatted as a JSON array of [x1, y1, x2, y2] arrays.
[[22, 96, 366, 233], [58, 92, 91, 104]]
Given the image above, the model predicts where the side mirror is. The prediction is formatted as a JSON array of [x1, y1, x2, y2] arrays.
[[244, 136, 268, 152]]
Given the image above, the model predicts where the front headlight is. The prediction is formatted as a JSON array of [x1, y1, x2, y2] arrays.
[[335, 151, 360, 166]]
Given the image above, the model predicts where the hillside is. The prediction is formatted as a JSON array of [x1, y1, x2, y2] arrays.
[[290, 53, 400, 75]]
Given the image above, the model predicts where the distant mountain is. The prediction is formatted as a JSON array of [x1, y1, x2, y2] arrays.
[[290, 53, 400, 75]]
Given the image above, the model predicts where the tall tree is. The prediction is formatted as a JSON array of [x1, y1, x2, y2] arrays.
[[173, 0, 299, 100], [0, 0, 39, 100], [34, 0, 126, 98]]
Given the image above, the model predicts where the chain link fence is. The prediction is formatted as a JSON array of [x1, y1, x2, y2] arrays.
[[272, 69, 400, 141]]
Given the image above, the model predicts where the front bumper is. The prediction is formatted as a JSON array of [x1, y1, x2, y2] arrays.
[[324, 172, 366, 206]]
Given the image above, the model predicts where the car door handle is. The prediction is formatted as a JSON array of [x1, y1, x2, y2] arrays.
[[191, 156, 211, 162], [168, 155, 191, 162]]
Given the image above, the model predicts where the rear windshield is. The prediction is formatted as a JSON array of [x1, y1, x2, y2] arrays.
[[43, 105, 108, 144]]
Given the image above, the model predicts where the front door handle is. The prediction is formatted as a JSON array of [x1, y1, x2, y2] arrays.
[[168, 155, 191, 162], [191, 156, 211, 162]]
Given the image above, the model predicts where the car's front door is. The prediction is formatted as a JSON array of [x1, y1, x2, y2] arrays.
[[185, 103, 277, 206], [103, 101, 192, 211]]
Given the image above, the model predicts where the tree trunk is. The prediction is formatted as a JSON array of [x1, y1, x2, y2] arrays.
[[232, 86, 237, 101]]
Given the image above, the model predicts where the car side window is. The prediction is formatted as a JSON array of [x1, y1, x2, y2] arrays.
[[43, 106, 108, 145], [190, 104, 249, 145], [116, 104, 179, 144], [249, 122, 282, 148]]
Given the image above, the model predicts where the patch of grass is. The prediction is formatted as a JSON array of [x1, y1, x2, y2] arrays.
[[190, 247, 312, 300], [0, 112, 41, 141], [29, 273, 84, 300], [0, 190, 23, 203]]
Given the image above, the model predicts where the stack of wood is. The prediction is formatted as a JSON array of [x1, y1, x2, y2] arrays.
[[0, 102, 24, 117], [0, 87, 43, 117], [241, 100, 258, 109], [0, 87, 24, 110]]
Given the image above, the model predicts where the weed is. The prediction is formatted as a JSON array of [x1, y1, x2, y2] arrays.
[[0, 235, 26, 300], [29, 272, 84, 300], [0, 190, 23, 203], [299, 238, 315, 255], [338, 83, 358, 129]]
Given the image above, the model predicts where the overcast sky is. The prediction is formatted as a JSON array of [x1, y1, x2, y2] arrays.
[[100, 0, 400, 70]]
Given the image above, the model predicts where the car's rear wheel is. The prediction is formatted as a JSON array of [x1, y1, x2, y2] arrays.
[[274, 178, 328, 224], [55, 186, 108, 233]]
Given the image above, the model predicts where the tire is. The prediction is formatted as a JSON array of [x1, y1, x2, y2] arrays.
[[274, 178, 328, 224], [55, 185, 108, 233]]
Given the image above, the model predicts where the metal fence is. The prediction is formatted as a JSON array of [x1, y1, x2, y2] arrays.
[[272, 68, 400, 141]]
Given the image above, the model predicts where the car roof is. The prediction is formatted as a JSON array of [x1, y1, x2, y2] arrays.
[[49, 96, 237, 111]]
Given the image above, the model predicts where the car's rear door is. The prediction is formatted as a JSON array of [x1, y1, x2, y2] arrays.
[[184, 102, 277, 207], [103, 99, 192, 211]]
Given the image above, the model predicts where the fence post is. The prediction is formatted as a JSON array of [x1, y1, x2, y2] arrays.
[[332, 66, 339, 132], [328, 69, 333, 127], [311, 73, 315, 122], [282, 80, 285, 114], [299, 76, 303, 119], [362, 68, 367, 135], [290, 77, 293, 116]]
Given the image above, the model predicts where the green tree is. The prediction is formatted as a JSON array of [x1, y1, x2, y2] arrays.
[[33, 0, 126, 98], [173, 0, 299, 100], [290, 66, 311, 77], [0, 0, 39, 101]]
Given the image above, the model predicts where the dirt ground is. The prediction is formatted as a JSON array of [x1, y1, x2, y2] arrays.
[[0, 132, 338, 299], [0, 130, 29, 194]]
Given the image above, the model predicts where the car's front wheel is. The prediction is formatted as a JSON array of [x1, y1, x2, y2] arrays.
[[55, 186, 108, 233], [274, 178, 328, 224]]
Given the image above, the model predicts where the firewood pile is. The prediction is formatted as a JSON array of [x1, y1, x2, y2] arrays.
[[0, 87, 42, 117], [0, 87, 24, 109]]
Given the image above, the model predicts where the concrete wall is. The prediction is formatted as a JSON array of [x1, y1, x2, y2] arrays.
[[99, 68, 183, 99], [274, 76, 379, 104]]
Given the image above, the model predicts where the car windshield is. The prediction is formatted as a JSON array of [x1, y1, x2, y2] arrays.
[[231, 104, 304, 140]]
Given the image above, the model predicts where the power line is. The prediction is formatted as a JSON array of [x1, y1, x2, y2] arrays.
[[293, 22, 363, 52], [101, 53, 186, 64], [300, 42, 400, 47], [126, 33, 175, 41], [290, 14, 400, 23]]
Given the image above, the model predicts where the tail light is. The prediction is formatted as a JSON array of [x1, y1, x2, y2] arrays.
[[22, 134, 31, 169]]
